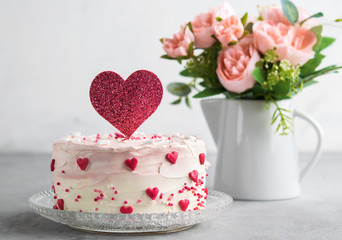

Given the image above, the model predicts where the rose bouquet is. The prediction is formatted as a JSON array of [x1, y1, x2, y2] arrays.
[[161, 0, 341, 135]]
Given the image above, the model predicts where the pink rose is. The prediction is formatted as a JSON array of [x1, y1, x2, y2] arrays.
[[191, 2, 235, 48], [213, 15, 244, 46], [253, 20, 316, 65], [191, 13, 217, 48], [261, 6, 319, 29], [163, 26, 195, 58], [216, 35, 260, 93]]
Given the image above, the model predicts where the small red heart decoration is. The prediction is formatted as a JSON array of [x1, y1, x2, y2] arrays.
[[199, 153, 205, 165], [124, 157, 138, 171], [57, 199, 64, 210], [166, 151, 178, 164], [146, 187, 159, 200], [120, 206, 133, 214], [50, 159, 55, 171], [189, 170, 198, 182], [179, 199, 190, 211], [90, 70, 163, 138], [77, 158, 89, 171]]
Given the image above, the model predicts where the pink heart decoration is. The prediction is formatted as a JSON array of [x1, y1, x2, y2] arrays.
[[166, 151, 178, 164], [77, 158, 89, 171], [146, 187, 159, 200], [90, 70, 163, 138], [189, 170, 198, 182], [199, 153, 205, 165], [179, 199, 190, 211], [124, 157, 138, 171], [120, 206, 133, 214], [57, 199, 64, 210]]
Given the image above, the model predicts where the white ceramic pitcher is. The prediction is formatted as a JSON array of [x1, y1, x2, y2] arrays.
[[201, 99, 323, 200]]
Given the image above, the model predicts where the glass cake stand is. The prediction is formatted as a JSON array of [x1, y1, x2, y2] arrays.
[[29, 190, 232, 234]]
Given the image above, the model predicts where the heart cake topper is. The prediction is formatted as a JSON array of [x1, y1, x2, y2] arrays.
[[90, 70, 163, 137]]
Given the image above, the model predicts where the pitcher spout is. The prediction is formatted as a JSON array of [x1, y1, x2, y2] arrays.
[[200, 99, 225, 146]]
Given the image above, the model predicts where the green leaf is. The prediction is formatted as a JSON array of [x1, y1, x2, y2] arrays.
[[335, 18, 342, 22], [272, 79, 292, 100], [180, 68, 203, 78], [245, 22, 253, 33], [184, 22, 193, 33], [160, 38, 164, 44], [216, 17, 223, 22], [252, 67, 266, 84], [193, 88, 226, 98], [311, 25, 323, 51], [302, 80, 318, 88], [301, 65, 342, 82], [300, 52, 325, 76], [188, 42, 194, 56], [185, 96, 191, 108], [317, 37, 335, 52], [161, 54, 174, 60], [199, 81, 210, 88], [241, 12, 248, 26], [299, 12, 323, 26], [281, 0, 299, 24], [167, 82, 191, 97], [171, 98, 182, 105]]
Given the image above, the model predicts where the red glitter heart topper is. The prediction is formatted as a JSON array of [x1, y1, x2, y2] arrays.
[[90, 70, 163, 137]]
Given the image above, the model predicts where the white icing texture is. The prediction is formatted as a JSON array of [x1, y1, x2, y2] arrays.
[[51, 133, 209, 214]]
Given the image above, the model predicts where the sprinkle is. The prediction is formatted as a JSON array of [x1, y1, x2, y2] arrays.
[[95, 208, 99, 211], [137, 199, 142, 203], [61, 170, 65, 174], [178, 190, 184, 193], [94, 189, 97, 192], [111, 197, 115, 200], [54, 196, 57, 199], [50, 159, 55, 172], [159, 193, 163, 199], [124, 200, 128, 204], [114, 191, 118, 194], [75, 199, 79, 202], [100, 193, 104, 197], [77, 195, 81, 199], [112, 187, 115, 190], [168, 203, 174, 206], [56, 182, 60, 185], [79, 210, 83, 212], [65, 189, 69, 192]]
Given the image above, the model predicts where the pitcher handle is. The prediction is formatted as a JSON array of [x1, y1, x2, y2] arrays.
[[294, 109, 323, 181]]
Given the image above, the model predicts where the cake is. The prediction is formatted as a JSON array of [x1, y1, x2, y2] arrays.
[[50, 132, 209, 214]]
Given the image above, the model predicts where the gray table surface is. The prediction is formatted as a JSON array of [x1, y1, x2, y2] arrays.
[[0, 152, 341, 240]]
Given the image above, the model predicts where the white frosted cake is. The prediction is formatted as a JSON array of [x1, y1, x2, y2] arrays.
[[50, 132, 209, 214]]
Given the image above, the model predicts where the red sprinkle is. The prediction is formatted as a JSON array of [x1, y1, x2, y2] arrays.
[[95, 208, 99, 211], [75, 199, 79, 202], [199, 153, 205, 165], [54, 196, 57, 199], [94, 189, 98, 192], [56, 182, 60, 186], [124, 201, 128, 204], [79, 210, 83, 212], [159, 193, 163, 199], [111, 197, 115, 200], [115, 191, 118, 194], [77, 195, 81, 199], [61, 170, 65, 174], [65, 189, 69, 192], [137, 199, 142, 203], [50, 159, 55, 172]]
